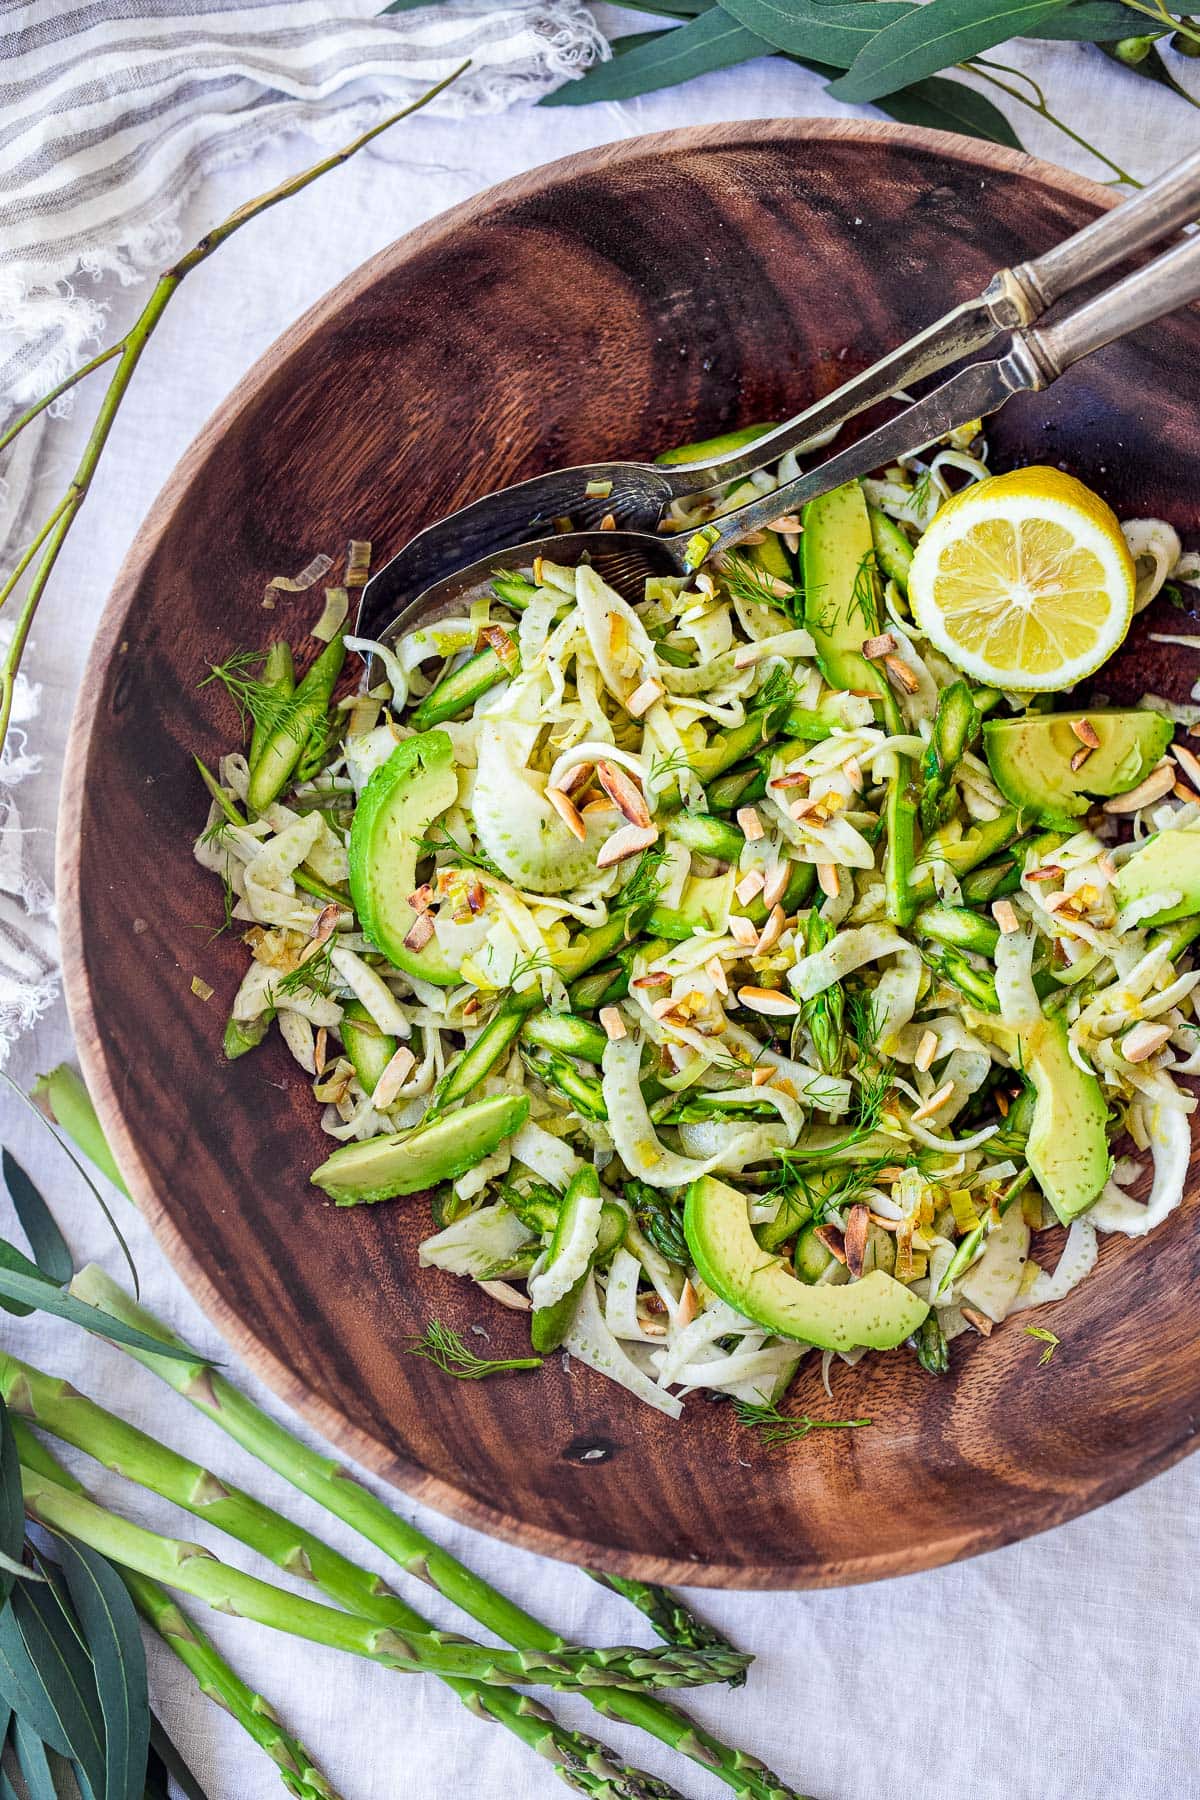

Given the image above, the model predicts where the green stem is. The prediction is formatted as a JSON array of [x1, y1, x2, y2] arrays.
[[883, 756, 919, 928], [9, 1418, 337, 1800], [0, 343, 124, 457], [0, 67, 468, 760], [31, 1065, 130, 1197], [583, 1572, 742, 1675], [69, 1265, 805, 1800], [966, 59, 1142, 186], [1107, 0, 1200, 45]]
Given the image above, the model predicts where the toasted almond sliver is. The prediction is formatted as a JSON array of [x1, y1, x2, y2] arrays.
[[314, 1027, 328, 1076], [1122, 1020, 1173, 1063], [650, 994, 679, 1019], [1025, 864, 1063, 884], [677, 1278, 699, 1328], [754, 904, 786, 956], [729, 915, 760, 947], [1069, 745, 1093, 773], [737, 985, 800, 1017], [1042, 890, 1077, 915], [626, 677, 665, 718], [843, 756, 864, 792], [1102, 762, 1176, 814], [705, 955, 729, 996], [403, 912, 434, 951], [596, 759, 652, 829], [960, 1306, 993, 1337], [581, 797, 619, 816], [911, 1078, 955, 1123], [599, 1006, 626, 1041], [408, 883, 433, 913], [862, 632, 897, 661], [991, 899, 1020, 936], [814, 1224, 847, 1265], [736, 806, 765, 842], [600, 513, 617, 532], [884, 655, 920, 696], [559, 760, 592, 796], [735, 870, 766, 905], [597, 822, 659, 868], [914, 1028, 939, 1073], [476, 623, 518, 671], [844, 1204, 870, 1280], [1174, 740, 1200, 791], [816, 862, 840, 900], [1070, 717, 1102, 749], [769, 770, 808, 791], [789, 795, 822, 821], [1174, 781, 1200, 805], [547, 785, 587, 842], [631, 969, 669, 989], [372, 1045, 418, 1110], [761, 862, 792, 910], [733, 647, 761, 670], [768, 513, 801, 533], [751, 1063, 775, 1087], [477, 1279, 532, 1313]]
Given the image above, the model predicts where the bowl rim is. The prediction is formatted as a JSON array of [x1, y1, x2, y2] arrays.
[[60, 116, 1193, 1590]]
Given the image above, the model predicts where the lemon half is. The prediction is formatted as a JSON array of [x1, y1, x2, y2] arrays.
[[908, 467, 1135, 691]]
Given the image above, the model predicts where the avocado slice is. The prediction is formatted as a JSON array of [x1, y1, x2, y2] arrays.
[[1024, 1012, 1110, 1223], [1113, 828, 1200, 927], [983, 708, 1173, 827], [801, 481, 901, 732], [348, 730, 459, 984], [654, 422, 777, 467], [311, 1093, 529, 1206], [684, 1176, 929, 1352]]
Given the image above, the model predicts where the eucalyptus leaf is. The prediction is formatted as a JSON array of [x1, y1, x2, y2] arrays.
[[57, 1542, 149, 1800], [1039, 0, 1186, 33], [542, 8, 771, 103], [0, 1552, 41, 1586], [11, 1715, 64, 1800], [831, 0, 1076, 100], [876, 71, 1025, 143], [0, 1605, 71, 1754], [9, 1581, 105, 1795], [0, 1255, 204, 1364], [0, 1400, 24, 1611], [611, 28, 676, 54], [0, 1240, 40, 1319], [718, 0, 911, 66], [1, 1154, 72, 1287]]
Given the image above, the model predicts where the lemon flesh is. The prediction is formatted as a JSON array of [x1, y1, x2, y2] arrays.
[[909, 466, 1135, 691]]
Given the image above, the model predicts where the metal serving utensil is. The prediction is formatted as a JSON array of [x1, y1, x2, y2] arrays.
[[357, 147, 1200, 639], [367, 224, 1200, 643]]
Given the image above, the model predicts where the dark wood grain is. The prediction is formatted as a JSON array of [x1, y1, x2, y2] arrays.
[[59, 121, 1200, 1589]]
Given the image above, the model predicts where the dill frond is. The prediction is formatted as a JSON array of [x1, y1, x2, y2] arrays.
[[406, 1320, 542, 1380], [733, 1399, 872, 1449], [200, 649, 308, 746]]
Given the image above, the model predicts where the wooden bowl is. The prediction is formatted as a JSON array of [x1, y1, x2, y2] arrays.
[[61, 121, 1200, 1588]]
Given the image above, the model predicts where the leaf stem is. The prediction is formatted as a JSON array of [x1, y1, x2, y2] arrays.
[[966, 57, 1142, 186], [0, 343, 125, 458]]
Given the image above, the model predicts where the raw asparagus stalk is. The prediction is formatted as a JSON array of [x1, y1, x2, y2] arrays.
[[9, 1417, 337, 1800], [520, 1012, 609, 1065], [913, 906, 1000, 957], [584, 1572, 743, 1675], [908, 807, 1021, 906], [17, 1463, 741, 1692], [70, 1266, 807, 1800], [883, 756, 919, 927], [32, 1064, 129, 1197]]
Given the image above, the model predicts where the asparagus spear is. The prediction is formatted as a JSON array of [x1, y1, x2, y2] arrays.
[[799, 909, 844, 1077], [883, 756, 919, 927], [70, 1266, 808, 1800], [9, 1417, 337, 1800], [5, 1375, 683, 1800], [913, 906, 1000, 958], [520, 1012, 609, 1065], [18, 1463, 741, 1692], [920, 945, 999, 1012], [583, 1572, 744, 1675], [908, 808, 1021, 906], [919, 681, 979, 834], [32, 1064, 130, 1197], [409, 638, 518, 731]]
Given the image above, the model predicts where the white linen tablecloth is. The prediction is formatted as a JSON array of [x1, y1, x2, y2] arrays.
[[5, 37, 1200, 1800]]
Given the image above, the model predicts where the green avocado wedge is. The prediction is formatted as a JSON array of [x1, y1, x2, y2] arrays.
[[311, 1094, 529, 1206], [983, 708, 1173, 827], [684, 1176, 929, 1352], [1113, 827, 1200, 927], [801, 481, 901, 734], [1024, 1013, 1111, 1223], [348, 730, 459, 984]]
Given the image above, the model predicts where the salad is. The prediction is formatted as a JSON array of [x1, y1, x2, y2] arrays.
[[194, 423, 1200, 1420]]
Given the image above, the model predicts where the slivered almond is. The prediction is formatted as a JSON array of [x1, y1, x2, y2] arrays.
[[754, 904, 787, 955], [736, 806, 765, 842], [677, 1278, 699, 1327], [1026, 865, 1064, 884], [961, 1306, 993, 1337], [462, 995, 480, 1018], [465, 879, 486, 914], [600, 512, 617, 531], [478, 1279, 531, 1312], [631, 970, 669, 989], [761, 862, 792, 910], [599, 1006, 626, 1041], [816, 863, 840, 899], [996, 1090, 1010, 1118], [862, 632, 897, 661], [1122, 1020, 1173, 1063], [1175, 781, 1200, 805], [581, 797, 618, 815], [911, 1079, 954, 1122], [1102, 762, 1176, 813], [314, 1028, 328, 1076], [597, 823, 658, 868], [730, 915, 760, 947], [843, 757, 864, 792], [547, 785, 587, 842], [884, 655, 920, 696], [476, 623, 518, 671], [627, 677, 665, 718], [735, 869, 766, 905], [1174, 741, 1200, 790], [694, 571, 717, 598], [768, 513, 801, 533], [992, 899, 1020, 935], [876, 1166, 905, 1182], [844, 1204, 870, 1279], [705, 955, 729, 996], [1070, 717, 1102, 749], [372, 1045, 418, 1110], [559, 760, 592, 796], [1070, 745, 1094, 773], [309, 903, 341, 949], [814, 1224, 847, 1265], [651, 994, 680, 1019], [597, 759, 652, 829], [403, 912, 434, 952], [408, 883, 433, 913], [737, 985, 800, 1017], [914, 1028, 939, 1073], [769, 770, 808, 791], [751, 1063, 775, 1086], [1042, 890, 1078, 915], [789, 795, 822, 821]]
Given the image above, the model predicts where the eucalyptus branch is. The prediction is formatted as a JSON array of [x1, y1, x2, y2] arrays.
[[965, 58, 1142, 186], [1116, 0, 1200, 46], [0, 65, 468, 759]]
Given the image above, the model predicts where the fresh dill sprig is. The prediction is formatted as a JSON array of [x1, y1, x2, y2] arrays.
[[752, 662, 797, 718], [208, 867, 235, 942], [277, 940, 335, 999], [405, 1320, 543, 1380], [717, 551, 797, 614], [509, 948, 554, 986], [733, 1399, 872, 1449], [848, 547, 882, 631], [1024, 1325, 1060, 1367], [619, 843, 668, 911], [199, 650, 307, 745], [412, 822, 503, 878], [649, 746, 698, 785], [910, 469, 934, 517]]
